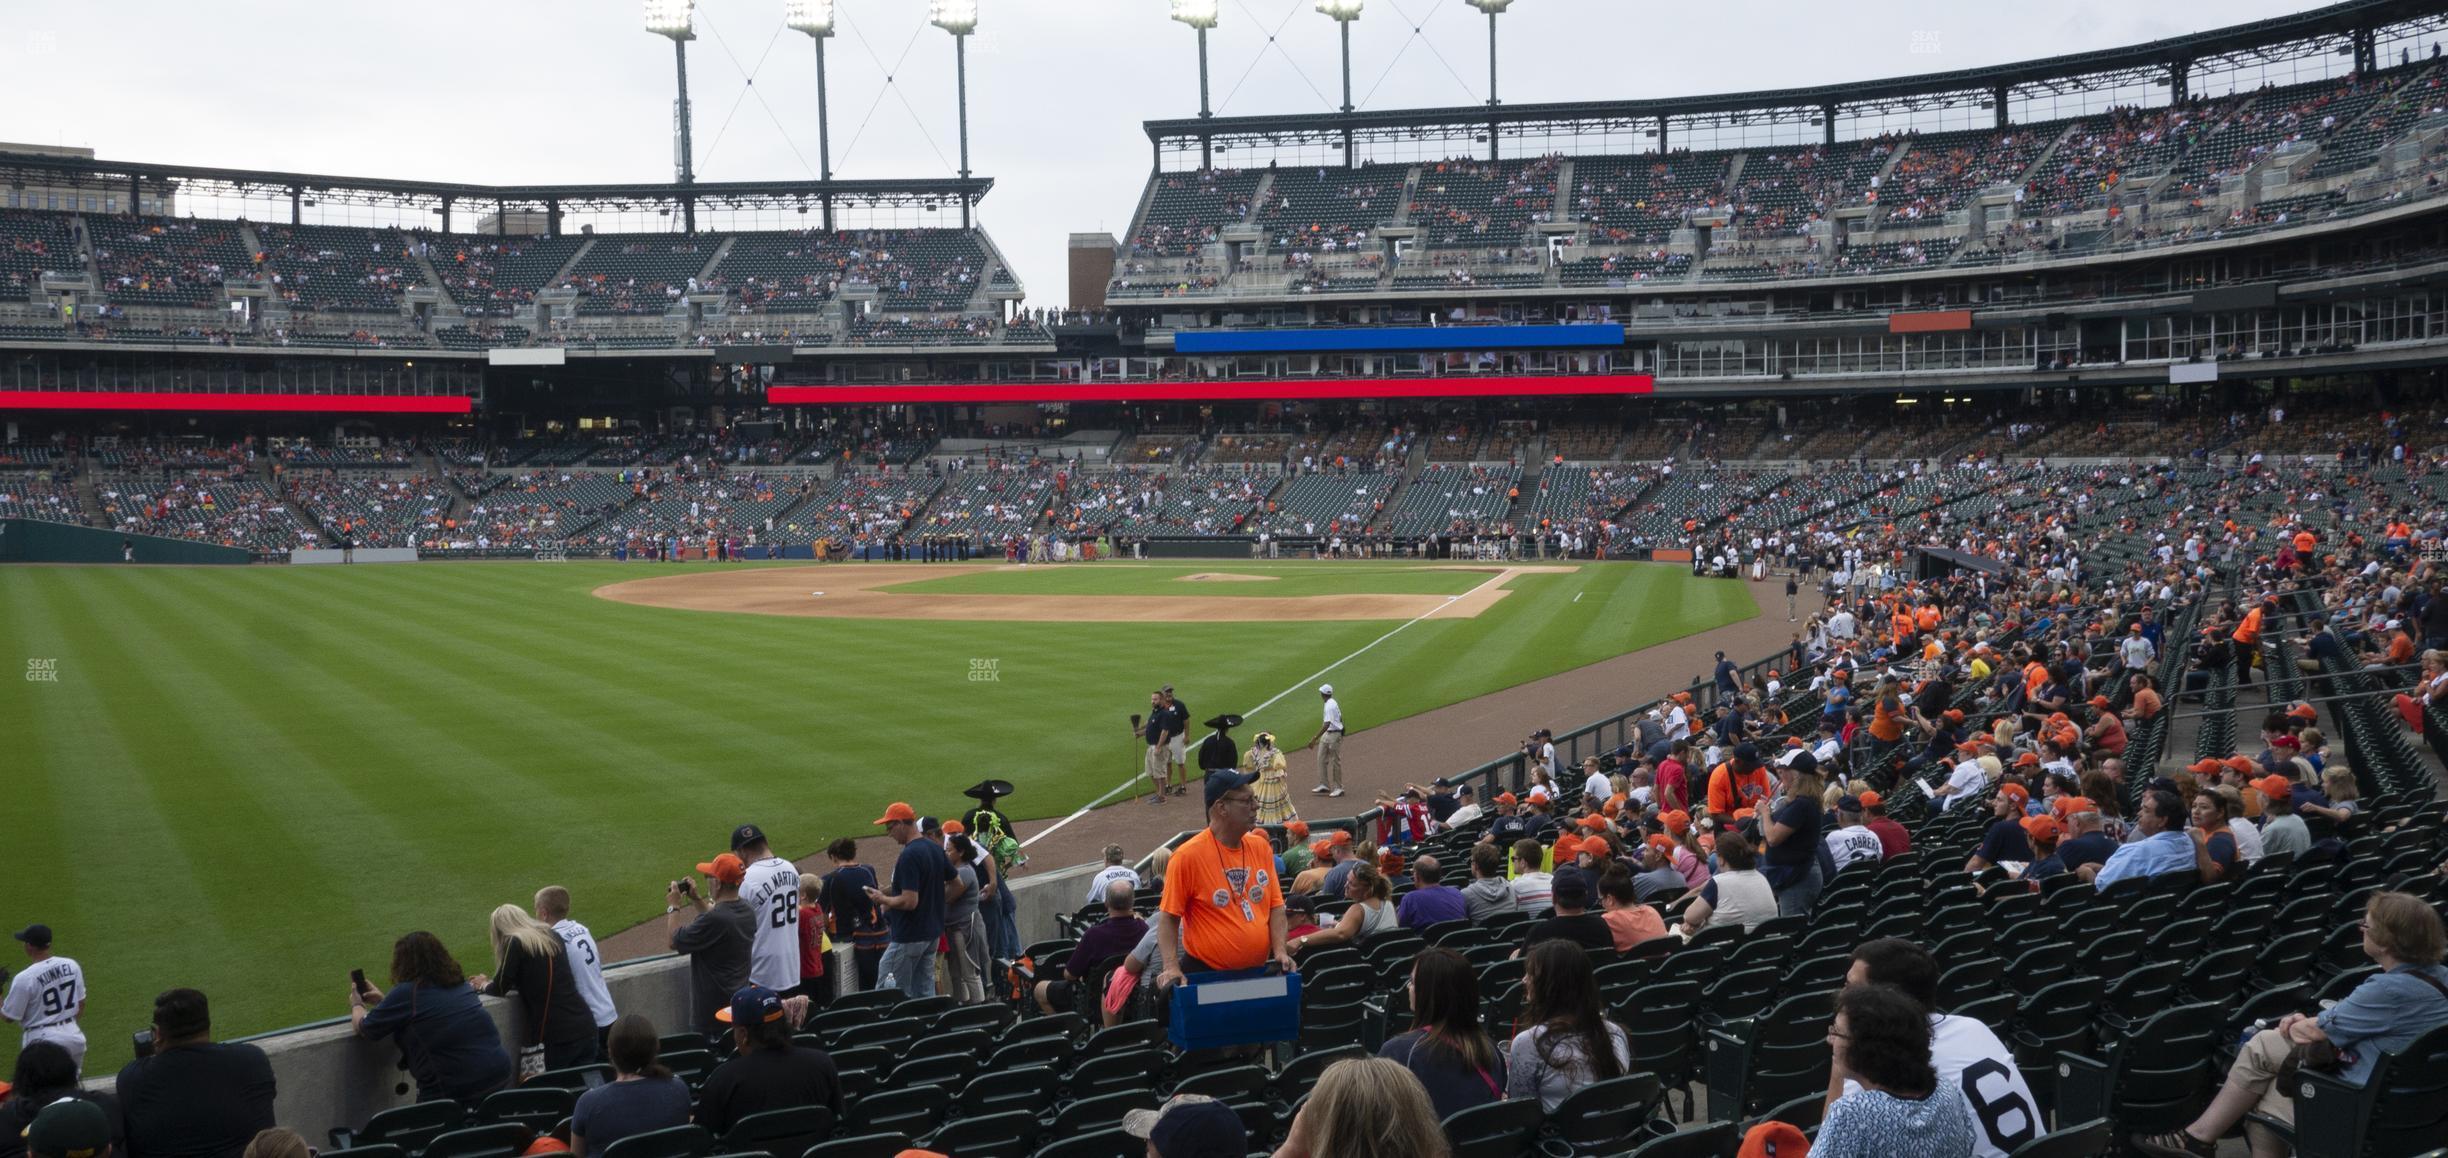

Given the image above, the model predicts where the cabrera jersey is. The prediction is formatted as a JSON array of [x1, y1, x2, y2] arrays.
[[1844, 1014, 2039, 1158], [738, 856, 804, 990], [2, 956, 86, 1035]]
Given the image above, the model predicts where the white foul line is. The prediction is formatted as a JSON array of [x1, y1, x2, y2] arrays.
[[1019, 568, 1514, 850]]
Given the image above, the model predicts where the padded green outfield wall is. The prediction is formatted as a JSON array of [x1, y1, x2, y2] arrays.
[[0, 519, 254, 564]]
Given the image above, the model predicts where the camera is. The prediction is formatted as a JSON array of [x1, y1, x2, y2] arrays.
[[674, 877, 695, 896], [131, 1029, 155, 1059]]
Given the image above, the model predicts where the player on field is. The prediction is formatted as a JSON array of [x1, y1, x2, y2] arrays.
[[3, 924, 87, 1073]]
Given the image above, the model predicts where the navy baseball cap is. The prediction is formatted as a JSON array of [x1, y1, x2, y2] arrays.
[[1124, 1095, 1247, 1158], [1549, 866, 1590, 906], [729, 823, 767, 851], [1203, 770, 1259, 810], [717, 983, 784, 1025], [12, 924, 51, 948]]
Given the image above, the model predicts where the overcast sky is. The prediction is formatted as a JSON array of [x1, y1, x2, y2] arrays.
[[3, 0, 2330, 304]]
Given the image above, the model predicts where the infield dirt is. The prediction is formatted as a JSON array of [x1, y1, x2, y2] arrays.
[[593, 562, 1572, 622]]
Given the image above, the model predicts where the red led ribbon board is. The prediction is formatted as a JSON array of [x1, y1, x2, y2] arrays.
[[0, 391, 474, 414], [768, 375, 1654, 406]]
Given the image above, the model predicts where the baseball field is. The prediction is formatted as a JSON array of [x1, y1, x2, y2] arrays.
[[0, 558, 1753, 1069]]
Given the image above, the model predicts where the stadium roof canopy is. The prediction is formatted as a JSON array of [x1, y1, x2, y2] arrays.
[[0, 149, 992, 232], [1144, 0, 2448, 156]]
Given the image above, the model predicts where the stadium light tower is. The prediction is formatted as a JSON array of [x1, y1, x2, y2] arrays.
[[930, 0, 980, 227], [645, 0, 697, 184], [1170, 0, 1220, 119], [1170, 0, 1221, 169], [785, 0, 838, 230], [1317, 0, 1362, 115], [1464, 0, 1511, 107]]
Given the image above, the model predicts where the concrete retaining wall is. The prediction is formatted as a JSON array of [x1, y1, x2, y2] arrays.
[[110, 864, 1103, 1142]]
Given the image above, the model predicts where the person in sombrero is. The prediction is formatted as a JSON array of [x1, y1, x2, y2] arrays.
[[1244, 729, 1296, 825]]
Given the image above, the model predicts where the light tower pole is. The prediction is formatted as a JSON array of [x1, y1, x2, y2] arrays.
[[1169, 0, 1221, 168], [1316, 0, 1362, 166], [785, 0, 838, 230], [930, 0, 980, 228], [643, 0, 699, 232], [1464, 0, 1515, 160]]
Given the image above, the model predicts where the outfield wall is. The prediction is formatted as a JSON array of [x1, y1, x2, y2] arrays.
[[0, 519, 254, 564]]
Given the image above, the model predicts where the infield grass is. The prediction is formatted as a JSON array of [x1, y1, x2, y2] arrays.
[[0, 559, 1750, 1068]]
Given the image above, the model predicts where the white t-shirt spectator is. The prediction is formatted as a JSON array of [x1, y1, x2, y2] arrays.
[[551, 919, 618, 1028], [1086, 863, 1141, 905], [1935, 760, 1988, 811], [1583, 769, 1612, 803], [1510, 871, 1554, 912], [738, 855, 804, 991]]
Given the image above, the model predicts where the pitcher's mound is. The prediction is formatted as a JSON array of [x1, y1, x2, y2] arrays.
[[1180, 572, 1279, 583]]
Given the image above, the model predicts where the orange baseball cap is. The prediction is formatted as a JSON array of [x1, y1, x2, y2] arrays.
[[1943, 709, 1966, 723], [2021, 815, 2060, 842], [2088, 695, 2112, 709], [1739, 1120, 1809, 1158], [1580, 835, 1611, 857], [1661, 809, 1691, 836], [874, 802, 918, 826], [942, 819, 966, 835], [1578, 815, 1608, 831], [1856, 790, 1882, 809], [2287, 703, 2318, 721], [2014, 752, 2041, 768], [1286, 820, 1310, 838], [2186, 758, 2224, 775], [2224, 755, 2258, 774], [1998, 783, 2030, 805], [1646, 834, 1676, 854], [1495, 792, 1519, 805], [694, 852, 746, 885], [1328, 830, 1353, 846], [1552, 834, 1582, 861], [524, 1140, 572, 1155], [2254, 775, 2294, 801], [2053, 795, 2095, 819], [1310, 840, 1330, 860]]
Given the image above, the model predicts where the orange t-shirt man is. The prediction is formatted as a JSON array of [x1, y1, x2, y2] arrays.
[[2292, 530, 2317, 557], [2130, 686, 2165, 721], [1869, 694, 1907, 743], [1160, 826, 1284, 972], [1707, 761, 1773, 818], [2234, 606, 2265, 647]]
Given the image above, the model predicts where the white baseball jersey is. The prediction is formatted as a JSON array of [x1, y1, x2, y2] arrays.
[[3, 955, 87, 1038], [1085, 864, 1142, 906], [738, 855, 804, 990], [1844, 1014, 2040, 1158], [1322, 697, 1345, 732], [1823, 826, 1886, 870], [551, 919, 619, 1027]]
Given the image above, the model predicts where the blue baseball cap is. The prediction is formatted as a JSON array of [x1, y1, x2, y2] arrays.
[[1124, 1094, 1246, 1158], [717, 983, 784, 1026], [1203, 769, 1259, 810]]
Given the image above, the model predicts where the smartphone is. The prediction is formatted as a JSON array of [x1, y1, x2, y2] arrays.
[[350, 968, 367, 992], [677, 877, 696, 896], [131, 1029, 155, 1059]]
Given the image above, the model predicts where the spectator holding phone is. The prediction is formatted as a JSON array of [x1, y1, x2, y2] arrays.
[[668, 854, 756, 1037], [113, 988, 276, 1158], [347, 932, 512, 1104]]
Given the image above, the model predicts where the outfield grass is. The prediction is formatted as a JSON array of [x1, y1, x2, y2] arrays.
[[0, 559, 1751, 1067]]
